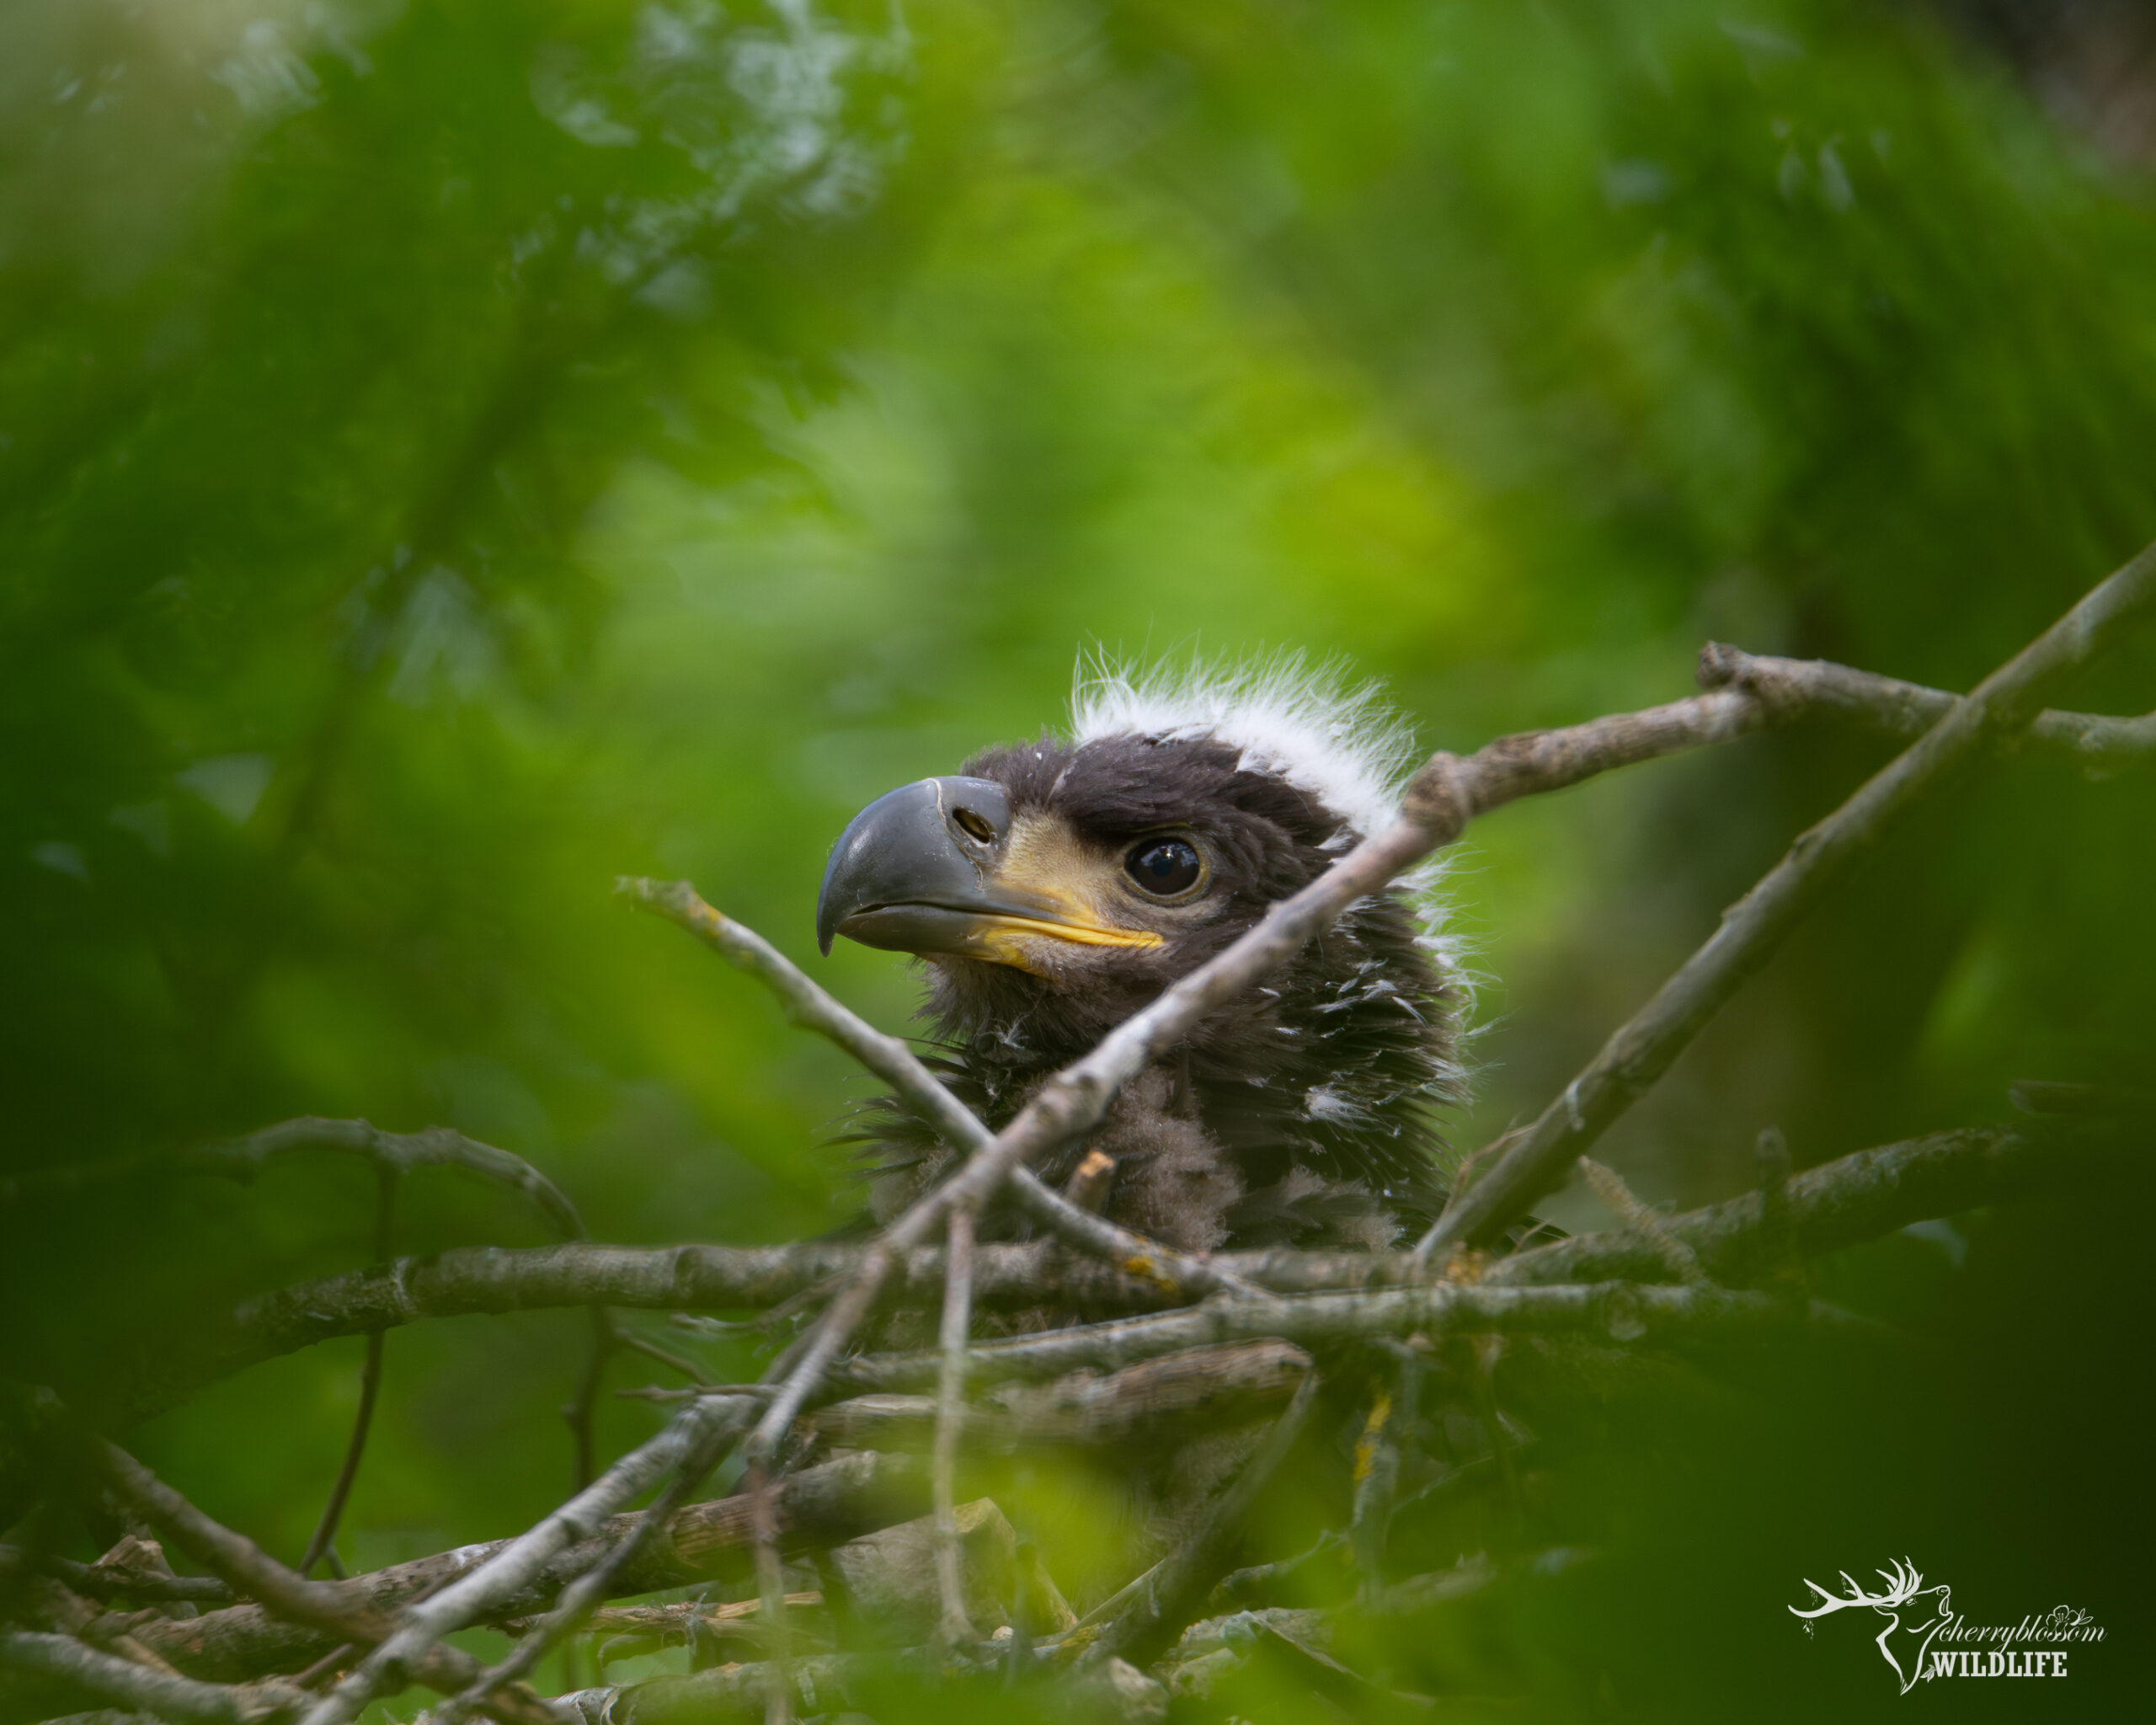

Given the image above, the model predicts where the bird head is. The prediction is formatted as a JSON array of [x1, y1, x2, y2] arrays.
[[816, 660, 1461, 1081]]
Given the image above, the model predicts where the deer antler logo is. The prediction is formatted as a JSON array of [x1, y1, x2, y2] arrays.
[[1790, 1558, 1953, 1693]]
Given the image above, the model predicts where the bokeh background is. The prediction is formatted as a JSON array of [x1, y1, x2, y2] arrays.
[[3, 1, 2153, 1718]]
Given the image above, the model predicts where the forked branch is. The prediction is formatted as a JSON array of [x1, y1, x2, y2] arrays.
[[1420, 535, 2156, 1256]]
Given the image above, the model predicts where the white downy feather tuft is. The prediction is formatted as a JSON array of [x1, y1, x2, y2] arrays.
[[1070, 652, 1417, 841], [1069, 652, 1476, 1005]]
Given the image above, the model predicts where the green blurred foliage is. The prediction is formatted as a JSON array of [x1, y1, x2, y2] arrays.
[[2, 0, 2152, 1717]]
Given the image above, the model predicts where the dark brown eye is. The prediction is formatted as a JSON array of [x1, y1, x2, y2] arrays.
[[1126, 837, 1202, 897]]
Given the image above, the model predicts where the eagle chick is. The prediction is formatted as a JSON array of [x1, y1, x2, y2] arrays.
[[817, 661, 1464, 1253]]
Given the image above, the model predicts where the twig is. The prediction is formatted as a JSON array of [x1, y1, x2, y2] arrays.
[[617, 877, 1262, 1302], [1470, 1334, 1526, 1535], [1212, 1530, 1345, 1607], [0, 1631, 302, 1724], [563, 1309, 616, 1493], [1485, 1122, 2119, 1289], [746, 1456, 792, 1725], [1574, 1158, 1707, 1285], [606, 1325, 710, 1384], [0, 1549, 232, 1607], [1087, 1373, 1323, 1667], [290, 1642, 356, 1690], [294, 1395, 750, 1725], [825, 1281, 1785, 1396], [1349, 1343, 1424, 1595], [1698, 643, 2156, 774], [1751, 1127, 1805, 1303], [0, 1118, 583, 1242], [931, 1205, 978, 1653], [152, 1239, 912, 1423], [2009, 1078, 2156, 1119], [299, 1167, 398, 1577], [92, 1444, 562, 1725], [552, 1652, 886, 1723], [430, 1403, 750, 1725], [16, 1569, 185, 1678], [1420, 535, 2156, 1257], [129, 1451, 926, 1685], [1063, 1149, 1116, 1213], [499, 1594, 821, 1647], [808, 1340, 1310, 1453]]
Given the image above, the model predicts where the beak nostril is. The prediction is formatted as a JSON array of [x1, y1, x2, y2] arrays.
[[953, 807, 995, 845]]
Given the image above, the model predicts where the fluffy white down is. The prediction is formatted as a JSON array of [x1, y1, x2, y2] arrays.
[[1070, 654, 1418, 841], [1070, 654, 1470, 994]]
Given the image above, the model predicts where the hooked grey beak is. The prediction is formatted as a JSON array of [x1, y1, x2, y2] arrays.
[[815, 775, 1164, 966], [816, 776, 1020, 957]]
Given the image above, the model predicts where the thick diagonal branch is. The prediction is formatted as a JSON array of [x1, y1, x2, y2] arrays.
[[1419, 536, 2156, 1256]]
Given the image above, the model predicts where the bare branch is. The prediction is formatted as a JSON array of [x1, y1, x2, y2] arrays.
[[171, 1114, 2127, 1423], [499, 1593, 820, 1651], [135, 1114, 2112, 1688], [808, 1340, 1311, 1453], [1421, 534, 2156, 1257], [827, 1281, 1786, 1397], [1086, 1373, 1323, 1667], [1574, 1158, 1708, 1285], [1699, 643, 2156, 774], [1486, 1122, 2121, 1289], [561, 1308, 617, 1494], [0, 1118, 582, 1242], [298, 1167, 398, 1578], [0, 1631, 302, 1725], [0, 1548, 233, 1608], [930, 1205, 978, 1653], [746, 1455, 791, 1725], [554, 1653, 879, 1724], [293, 1394, 754, 1725], [2010, 1078, 2156, 1119], [131, 1451, 926, 1685], [430, 1410, 744, 1725], [32, 1711, 163, 1725], [1348, 1343, 1422, 1595], [149, 1241, 879, 1423], [15, 1568, 185, 1678], [93, 1443, 562, 1725]]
